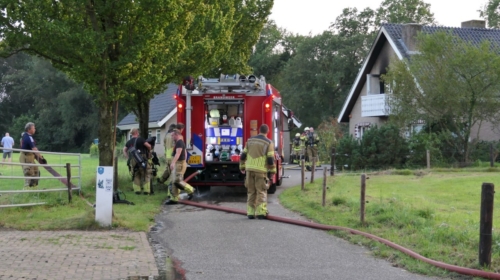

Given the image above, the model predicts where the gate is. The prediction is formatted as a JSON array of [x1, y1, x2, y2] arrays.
[[0, 147, 82, 208]]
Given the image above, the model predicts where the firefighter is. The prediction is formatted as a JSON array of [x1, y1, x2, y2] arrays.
[[123, 128, 152, 195], [300, 127, 310, 165], [240, 124, 276, 219], [165, 129, 195, 205], [19, 122, 44, 188], [158, 123, 177, 186], [291, 133, 303, 164], [305, 127, 320, 171], [146, 136, 160, 195]]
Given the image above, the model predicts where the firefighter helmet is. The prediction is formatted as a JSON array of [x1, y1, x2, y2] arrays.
[[295, 133, 300, 137], [304, 127, 310, 131]]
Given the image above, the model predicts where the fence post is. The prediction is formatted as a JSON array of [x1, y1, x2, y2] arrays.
[[322, 167, 327, 207], [490, 144, 494, 167], [113, 155, 118, 192], [310, 157, 316, 183], [289, 143, 293, 164], [330, 147, 335, 176], [479, 182, 494, 267], [426, 150, 430, 170], [360, 174, 366, 226], [66, 163, 72, 203], [301, 159, 305, 191]]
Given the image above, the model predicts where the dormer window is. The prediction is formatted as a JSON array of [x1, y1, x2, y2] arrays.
[[367, 74, 385, 95]]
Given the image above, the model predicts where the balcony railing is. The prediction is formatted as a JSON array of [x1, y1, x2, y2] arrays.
[[361, 94, 390, 117]]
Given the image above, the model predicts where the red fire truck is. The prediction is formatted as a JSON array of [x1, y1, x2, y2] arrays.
[[175, 74, 300, 193]]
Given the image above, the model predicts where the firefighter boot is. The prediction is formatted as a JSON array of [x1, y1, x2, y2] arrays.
[[247, 205, 256, 219], [256, 203, 268, 219], [185, 183, 195, 200], [143, 181, 151, 195]]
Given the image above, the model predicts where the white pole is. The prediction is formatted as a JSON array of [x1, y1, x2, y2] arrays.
[[186, 89, 192, 149]]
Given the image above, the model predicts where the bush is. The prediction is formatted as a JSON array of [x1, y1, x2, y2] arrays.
[[90, 143, 99, 158], [468, 140, 500, 163], [361, 124, 408, 169], [405, 131, 445, 168], [316, 118, 345, 162], [336, 124, 408, 170]]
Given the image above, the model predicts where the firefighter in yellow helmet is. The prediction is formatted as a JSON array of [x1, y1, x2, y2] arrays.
[[291, 133, 303, 164], [305, 127, 320, 171], [300, 127, 310, 166], [240, 124, 276, 219]]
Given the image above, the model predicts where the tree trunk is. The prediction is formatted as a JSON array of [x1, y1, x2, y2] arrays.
[[98, 100, 115, 166], [139, 99, 150, 140], [133, 91, 151, 140]]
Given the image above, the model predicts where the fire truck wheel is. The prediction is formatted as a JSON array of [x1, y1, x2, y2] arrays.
[[267, 183, 276, 194], [276, 166, 284, 187]]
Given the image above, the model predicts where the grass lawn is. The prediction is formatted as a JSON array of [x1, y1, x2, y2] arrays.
[[279, 168, 500, 277], [3, 152, 500, 277], [0, 152, 169, 231]]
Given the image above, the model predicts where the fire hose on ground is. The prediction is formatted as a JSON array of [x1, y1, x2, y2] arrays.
[[178, 170, 500, 279]]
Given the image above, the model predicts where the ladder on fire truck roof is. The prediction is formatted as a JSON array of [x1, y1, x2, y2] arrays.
[[194, 74, 267, 94]]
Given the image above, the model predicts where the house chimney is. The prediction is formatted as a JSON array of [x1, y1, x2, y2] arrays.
[[402, 23, 422, 52], [461, 20, 486, 28]]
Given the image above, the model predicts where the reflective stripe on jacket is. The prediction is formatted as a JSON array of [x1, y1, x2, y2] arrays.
[[240, 134, 276, 173], [164, 132, 174, 159]]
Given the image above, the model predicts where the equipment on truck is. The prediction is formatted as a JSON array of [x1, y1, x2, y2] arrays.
[[175, 74, 301, 194]]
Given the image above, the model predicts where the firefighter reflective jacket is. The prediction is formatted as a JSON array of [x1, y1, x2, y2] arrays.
[[164, 131, 174, 159], [292, 136, 303, 151], [240, 134, 276, 173]]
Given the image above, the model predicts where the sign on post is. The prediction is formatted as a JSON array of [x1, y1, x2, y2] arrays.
[[95, 166, 114, 226]]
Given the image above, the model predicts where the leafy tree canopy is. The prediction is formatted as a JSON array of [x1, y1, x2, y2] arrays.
[[0, 0, 272, 165], [480, 0, 500, 28], [375, 0, 436, 26], [383, 31, 500, 162]]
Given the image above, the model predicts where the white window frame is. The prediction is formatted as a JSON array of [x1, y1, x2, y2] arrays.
[[156, 129, 161, 144], [367, 74, 386, 96], [354, 122, 371, 139]]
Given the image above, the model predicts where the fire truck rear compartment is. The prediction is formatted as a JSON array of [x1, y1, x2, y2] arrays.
[[185, 162, 244, 186]]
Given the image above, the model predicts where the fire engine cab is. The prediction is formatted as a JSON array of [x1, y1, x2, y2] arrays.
[[175, 74, 300, 194]]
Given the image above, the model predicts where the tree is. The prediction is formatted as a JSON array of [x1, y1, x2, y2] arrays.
[[383, 31, 500, 162], [0, 53, 99, 152], [480, 0, 500, 28], [248, 20, 302, 85], [278, 7, 376, 128], [0, 0, 271, 165], [0, 52, 33, 135], [121, 0, 273, 140], [375, 0, 436, 26]]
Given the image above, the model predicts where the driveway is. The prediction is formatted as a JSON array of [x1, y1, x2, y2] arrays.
[[149, 165, 440, 280]]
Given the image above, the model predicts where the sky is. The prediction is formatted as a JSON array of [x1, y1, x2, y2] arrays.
[[269, 0, 486, 35]]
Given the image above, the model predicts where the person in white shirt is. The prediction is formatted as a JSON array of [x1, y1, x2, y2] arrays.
[[1, 132, 15, 166]]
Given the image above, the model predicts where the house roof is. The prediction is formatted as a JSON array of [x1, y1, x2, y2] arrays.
[[117, 83, 178, 130], [338, 23, 500, 123]]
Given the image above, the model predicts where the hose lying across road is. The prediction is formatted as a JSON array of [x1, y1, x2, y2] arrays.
[[180, 199, 500, 279]]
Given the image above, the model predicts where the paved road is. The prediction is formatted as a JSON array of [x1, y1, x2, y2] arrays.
[[150, 165, 441, 280]]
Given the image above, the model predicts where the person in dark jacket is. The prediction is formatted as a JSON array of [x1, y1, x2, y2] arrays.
[[19, 122, 45, 188], [123, 128, 152, 194]]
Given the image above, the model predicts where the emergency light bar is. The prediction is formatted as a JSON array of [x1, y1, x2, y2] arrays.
[[183, 74, 267, 94]]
